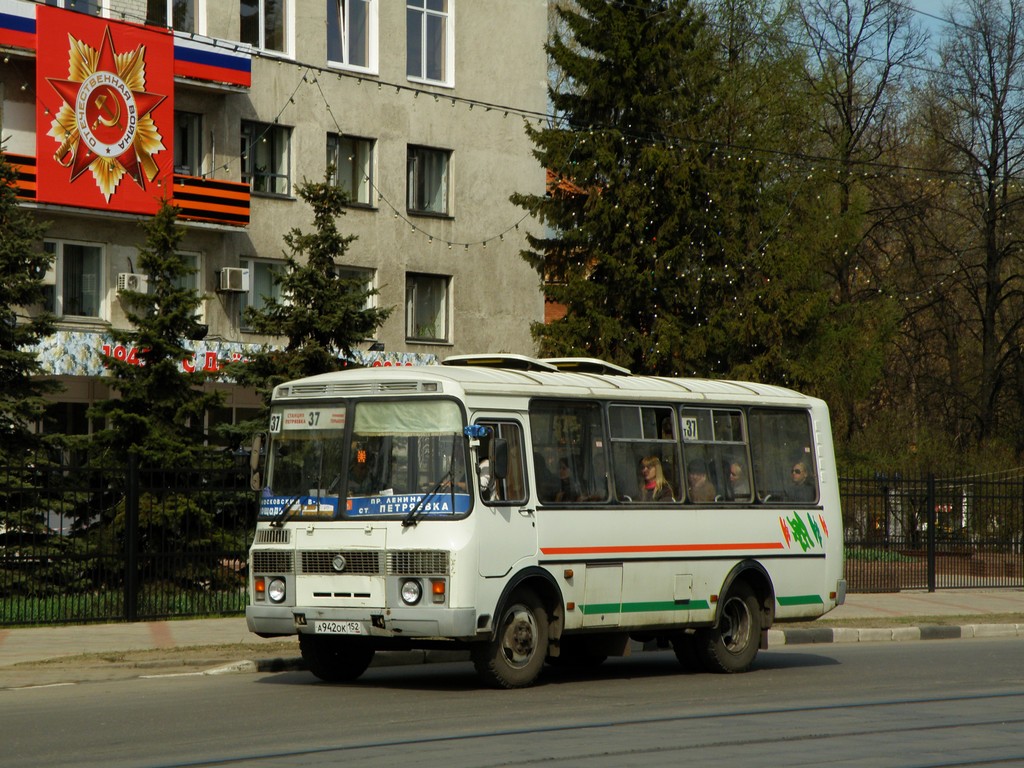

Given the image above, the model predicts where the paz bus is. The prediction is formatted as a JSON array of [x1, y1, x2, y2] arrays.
[[245, 354, 845, 688]]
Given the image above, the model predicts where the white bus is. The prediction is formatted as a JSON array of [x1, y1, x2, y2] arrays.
[[246, 355, 845, 688]]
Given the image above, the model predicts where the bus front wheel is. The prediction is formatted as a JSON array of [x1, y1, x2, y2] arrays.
[[694, 581, 761, 673], [299, 634, 375, 683], [472, 589, 549, 688]]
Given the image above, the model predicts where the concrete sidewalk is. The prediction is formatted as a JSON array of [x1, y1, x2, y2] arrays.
[[2, 588, 1023, 671]]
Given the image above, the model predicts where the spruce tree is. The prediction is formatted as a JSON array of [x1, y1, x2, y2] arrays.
[[515, 0, 730, 375], [0, 151, 57, 457], [0, 149, 60, 580], [230, 173, 392, 412], [89, 200, 221, 467]]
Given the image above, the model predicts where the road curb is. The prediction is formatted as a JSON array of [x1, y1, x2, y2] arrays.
[[773, 623, 1024, 646]]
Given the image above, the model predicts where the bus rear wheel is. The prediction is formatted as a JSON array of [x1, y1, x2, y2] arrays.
[[299, 634, 375, 683], [694, 581, 761, 673], [472, 589, 548, 688]]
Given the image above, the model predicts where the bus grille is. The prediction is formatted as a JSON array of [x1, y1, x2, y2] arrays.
[[300, 550, 382, 575], [252, 550, 294, 573], [254, 529, 290, 544], [387, 550, 450, 575]]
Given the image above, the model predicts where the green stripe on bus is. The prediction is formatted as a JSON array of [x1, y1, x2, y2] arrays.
[[580, 599, 711, 615], [777, 594, 825, 607]]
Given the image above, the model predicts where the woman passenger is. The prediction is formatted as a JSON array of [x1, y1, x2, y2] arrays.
[[639, 456, 674, 502]]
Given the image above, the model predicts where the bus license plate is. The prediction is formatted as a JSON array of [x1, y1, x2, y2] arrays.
[[314, 620, 364, 635]]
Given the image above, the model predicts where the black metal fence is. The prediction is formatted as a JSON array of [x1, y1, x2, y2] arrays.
[[4, 458, 1024, 626], [0, 452, 254, 626], [843, 472, 1024, 592]]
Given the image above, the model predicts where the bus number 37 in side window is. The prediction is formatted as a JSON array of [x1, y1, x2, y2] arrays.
[[680, 416, 699, 442]]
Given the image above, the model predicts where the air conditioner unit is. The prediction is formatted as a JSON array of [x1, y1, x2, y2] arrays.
[[116, 272, 149, 293], [219, 267, 250, 293]]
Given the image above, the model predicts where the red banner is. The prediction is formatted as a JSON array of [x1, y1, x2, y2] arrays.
[[35, 6, 174, 215]]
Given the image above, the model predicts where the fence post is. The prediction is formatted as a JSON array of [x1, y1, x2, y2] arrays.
[[927, 472, 936, 593], [124, 452, 140, 622]]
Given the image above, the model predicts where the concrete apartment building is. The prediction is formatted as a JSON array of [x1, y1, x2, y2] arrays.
[[0, 0, 546, 442]]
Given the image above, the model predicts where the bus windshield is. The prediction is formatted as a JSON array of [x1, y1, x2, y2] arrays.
[[258, 399, 471, 522]]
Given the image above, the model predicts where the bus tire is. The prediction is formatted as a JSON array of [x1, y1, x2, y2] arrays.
[[472, 589, 549, 688], [299, 634, 375, 683], [694, 581, 760, 673]]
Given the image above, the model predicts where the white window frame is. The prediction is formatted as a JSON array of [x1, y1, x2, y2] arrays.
[[146, 0, 205, 33], [174, 111, 203, 176], [327, 133, 375, 206], [240, 0, 292, 55], [241, 121, 292, 197], [407, 145, 450, 215], [406, 272, 450, 343], [406, 0, 454, 87], [43, 239, 105, 320], [327, 0, 378, 73], [239, 258, 284, 332]]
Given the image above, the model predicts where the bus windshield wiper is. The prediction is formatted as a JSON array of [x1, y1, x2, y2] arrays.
[[270, 473, 340, 528], [270, 494, 302, 528], [402, 465, 454, 528]]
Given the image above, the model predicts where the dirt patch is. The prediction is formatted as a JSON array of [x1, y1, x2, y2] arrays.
[[1, 640, 301, 689]]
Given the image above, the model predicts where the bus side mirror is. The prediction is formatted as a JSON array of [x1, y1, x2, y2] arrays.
[[249, 433, 264, 491], [493, 438, 509, 480]]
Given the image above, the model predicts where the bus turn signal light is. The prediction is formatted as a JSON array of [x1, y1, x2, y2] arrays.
[[431, 579, 446, 603]]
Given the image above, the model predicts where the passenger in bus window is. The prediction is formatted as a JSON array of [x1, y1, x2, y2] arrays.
[[534, 451, 559, 501], [727, 460, 751, 499], [787, 460, 816, 502], [639, 456, 674, 501], [555, 458, 583, 502], [686, 459, 717, 503]]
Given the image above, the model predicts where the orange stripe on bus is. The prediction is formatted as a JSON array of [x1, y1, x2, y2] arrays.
[[540, 542, 785, 555]]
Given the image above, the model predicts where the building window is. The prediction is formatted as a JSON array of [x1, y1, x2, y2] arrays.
[[43, 241, 104, 318], [43, 0, 102, 14], [240, 0, 287, 53], [336, 266, 376, 311], [146, 0, 196, 31], [239, 259, 283, 331], [406, 272, 449, 342], [241, 121, 291, 196], [407, 145, 449, 215], [172, 251, 203, 311], [406, 0, 452, 85], [174, 111, 202, 176], [327, 133, 374, 206], [328, 0, 376, 72]]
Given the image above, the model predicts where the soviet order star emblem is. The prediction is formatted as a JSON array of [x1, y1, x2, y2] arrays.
[[47, 26, 167, 201]]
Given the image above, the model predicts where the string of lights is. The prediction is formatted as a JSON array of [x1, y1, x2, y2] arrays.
[[7, 0, 1024, 265]]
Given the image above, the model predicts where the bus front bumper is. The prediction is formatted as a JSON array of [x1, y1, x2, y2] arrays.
[[246, 604, 478, 640]]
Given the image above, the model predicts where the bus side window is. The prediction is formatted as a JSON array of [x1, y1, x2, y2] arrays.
[[477, 420, 527, 504], [748, 409, 817, 503], [529, 400, 609, 504], [680, 407, 750, 503], [608, 404, 679, 503]]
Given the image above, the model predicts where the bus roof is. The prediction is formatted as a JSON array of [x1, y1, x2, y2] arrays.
[[272, 356, 819, 407]]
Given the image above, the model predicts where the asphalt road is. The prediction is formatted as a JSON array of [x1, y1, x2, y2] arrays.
[[4, 637, 1023, 767]]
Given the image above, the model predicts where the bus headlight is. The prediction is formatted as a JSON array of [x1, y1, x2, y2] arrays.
[[268, 577, 287, 603], [400, 579, 422, 605]]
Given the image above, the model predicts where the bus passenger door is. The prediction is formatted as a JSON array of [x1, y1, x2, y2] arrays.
[[475, 418, 538, 577]]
